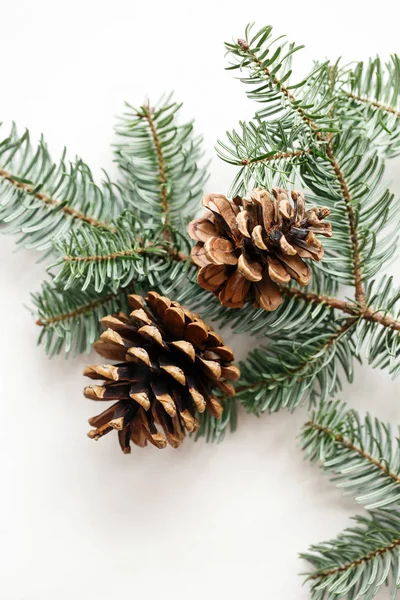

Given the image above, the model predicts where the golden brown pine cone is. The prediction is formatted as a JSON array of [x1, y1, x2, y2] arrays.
[[83, 292, 239, 454], [188, 188, 332, 311]]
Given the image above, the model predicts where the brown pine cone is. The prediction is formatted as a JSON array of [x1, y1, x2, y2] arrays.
[[188, 188, 332, 311], [83, 292, 239, 454]]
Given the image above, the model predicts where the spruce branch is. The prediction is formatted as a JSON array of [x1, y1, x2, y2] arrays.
[[0, 125, 124, 253], [280, 285, 400, 332], [302, 400, 400, 510], [345, 91, 400, 119], [235, 318, 357, 414], [323, 144, 366, 306], [227, 28, 336, 135], [51, 212, 191, 294], [32, 281, 133, 356], [0, 166, 115, 231], [140, 104, 170, 224], [216, 119, 312, 195], [339, 55, 400, 157], [115, 96, 208, 235], [302, 510, 400, 600]]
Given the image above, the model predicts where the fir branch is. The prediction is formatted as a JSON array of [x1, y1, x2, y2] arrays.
[[302, 400, 400, 510], [0, 166, 115, 231], [311, 534, 400, 579], [115, 96, 208, 235], [140, 104, 169, 224], [235, 318, 357, 414], [280, 286, 400, 332], [324, 144, 366, 305], [303, 510, 400, 599], [0, 125, 124, 252], [339, 54, 400, 157], [344, 91, 400, 120], [32, 282, 133, 356], [232, 37, 327, 136], [216, 118, 311, 195], [36, 289, 123, 327], [51, 211, 184, 293], [240, 148, 311, 166], [356, 277, 400, 377]]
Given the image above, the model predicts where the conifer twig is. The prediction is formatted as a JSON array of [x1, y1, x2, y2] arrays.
[[236, 318, 356, 394], [139, 105, 170, 225], [35, 289, 125, 326], [0, 167, 116, 231], [280, 286, 400, 332], [305, 420, 400, 485], [344, 91, 400, 119], [311, 535, 400, 580], [240, 148, 310, 166]]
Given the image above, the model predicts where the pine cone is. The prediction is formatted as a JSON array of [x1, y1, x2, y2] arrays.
[[188, 188, 332, 310], [83, 292, 239, 454]]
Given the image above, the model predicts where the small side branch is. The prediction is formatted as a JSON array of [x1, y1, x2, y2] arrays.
[[235, 319, 356, 394], [311, 536, 400, 580], [324, 145, 366, 306], [0, 167, 116, 231], [237, 41, 320, 136], [306, 420, 400, 485], [240, 149, 310, 166], [140, 106, 170, 225], [344, 91, 400, 119], [36, 289, 125, 326], [280, 286, 400, 332], [63, 248, 146, 263]]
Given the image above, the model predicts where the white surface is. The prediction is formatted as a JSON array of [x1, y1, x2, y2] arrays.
[[1, 1, 400, 598]]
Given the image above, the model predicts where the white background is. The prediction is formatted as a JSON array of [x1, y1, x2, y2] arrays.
[[1, 1, 400, 598]]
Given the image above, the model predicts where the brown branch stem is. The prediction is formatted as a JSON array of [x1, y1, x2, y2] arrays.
[[311, 536, 400, 580], [344, 91, 400, 119], [241, 149, 310, 166], [62, 243, 187, 263], [306, 421, 400, 485], [141, 106, 170, 225], [63, 248, 146, 262], [280, 287, 400, 332], [36, 289, 125, 327], [235, 319, 356, 393], [0, 167, 116, 231], [324, 145, 366, 306]]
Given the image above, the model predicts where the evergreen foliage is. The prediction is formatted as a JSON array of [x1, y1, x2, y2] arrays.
[[338, 55, 400, 157], [1, 22, 400, 600], [115, 96, 208, 235], [33, 282, 133, 356], [302, 400, 400, 511], [302, 510, 400, 600], [301, 401, 400, 599], [0, 124, 123, 253]]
